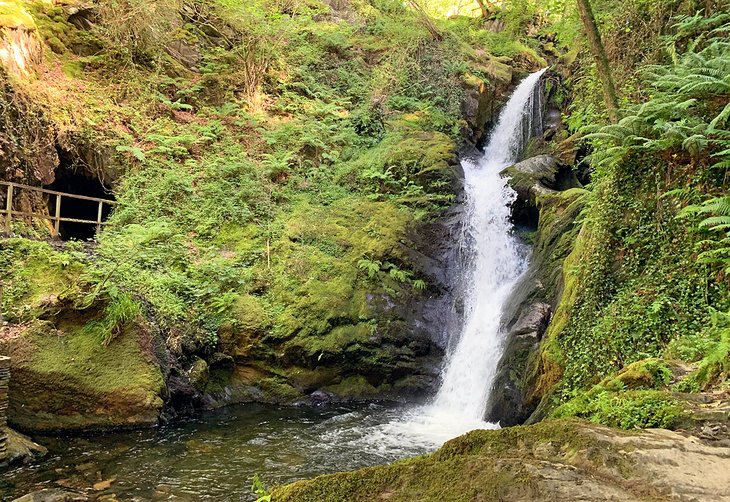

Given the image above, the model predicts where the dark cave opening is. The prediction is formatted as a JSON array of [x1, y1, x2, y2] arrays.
[[45, 169, 115, 241], [511, 201, 539, 234]]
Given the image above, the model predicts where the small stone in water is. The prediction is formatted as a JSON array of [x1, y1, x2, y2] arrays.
[[92, 480, 112, 491]]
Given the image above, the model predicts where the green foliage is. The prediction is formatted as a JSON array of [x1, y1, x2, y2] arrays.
[[541, 10, 730, 408], [681, 196, 730, 272], [357, 258, 382, 279], [95, 0, 182, 65], [585, 25, 730, 177], [673, 309, 730, 391], [0, 239, 87, 322], [83, 291, 141, 346], [553, 389, 684, 429], [553, 163, 711, 390], [251, 474, 272, 502]]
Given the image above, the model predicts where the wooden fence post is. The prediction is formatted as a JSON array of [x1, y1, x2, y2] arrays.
[[0, 355, 9, 460], [54, 194, 62, 238], [96, 200, 103, 234], [4, 184, 12, 235]]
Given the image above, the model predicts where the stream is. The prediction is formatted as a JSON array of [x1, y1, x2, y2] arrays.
[[3, 403, 430, 501]]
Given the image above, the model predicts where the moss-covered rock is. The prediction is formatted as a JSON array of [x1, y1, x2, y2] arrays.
[[2, 427, 47, 467], [501, 155, 582, 206], [271, 419, 730, 501], [0, 321, 165, 432]]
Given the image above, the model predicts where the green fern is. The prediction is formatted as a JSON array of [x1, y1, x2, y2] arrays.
[[589, 16, 730, 275], [682, 196, 730, 271], [357, 258, 382, 279]]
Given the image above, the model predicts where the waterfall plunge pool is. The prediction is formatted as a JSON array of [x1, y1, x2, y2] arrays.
[[4, 403, 437, 501], [4, 400, 503, 501]]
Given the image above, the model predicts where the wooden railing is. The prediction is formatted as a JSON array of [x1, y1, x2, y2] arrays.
[[1, 181, 116, 237]]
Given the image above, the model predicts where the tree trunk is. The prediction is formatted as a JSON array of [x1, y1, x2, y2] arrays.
[[407, 0, 442, 41], [576, 0, 620, 123], [475, 0, 489, 18]]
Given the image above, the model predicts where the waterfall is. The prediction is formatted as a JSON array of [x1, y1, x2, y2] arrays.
[[432, 68, 547, 421], [358, 69, 547, 451]]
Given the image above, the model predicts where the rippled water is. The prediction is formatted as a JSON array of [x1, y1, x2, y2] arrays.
[[3, 403, 445, 501]]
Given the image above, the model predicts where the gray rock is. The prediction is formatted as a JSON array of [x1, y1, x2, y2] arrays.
[[486, 302, 552, 426], [501, 154, 560, 201], [166, 40, 202, 71], [3, 426, 47, 467], [12, 489, 87, 502]]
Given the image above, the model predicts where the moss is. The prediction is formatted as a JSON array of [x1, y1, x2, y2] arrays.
[[61, 59, 82, 78], [28, 1, 92, 56], [258, 377, 302, 402], [533, 188, 587, 300], [219, 294, 271, 358], [285, 366, 341, 393], [0, 1, 35, 29], [0, 239, 87, 322], [267, 197, 411, 345], [2, 319, 164, 431], [601, 358, 672, 391], [524, 193, 589, 404], [271, 420, 631, 502], [481, 57, 513, 84], [285, 323, 374, 360], [45, 35, 65, 54], [214, 223, 264, 257], [323, 375, 380, 398]]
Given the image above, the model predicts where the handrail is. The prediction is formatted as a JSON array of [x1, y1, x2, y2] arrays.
[[1, 180, 116, 237], [0, 181, 117, 205]]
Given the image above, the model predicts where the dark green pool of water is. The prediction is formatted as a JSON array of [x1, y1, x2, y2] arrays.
[[3, 403, 433, 501]]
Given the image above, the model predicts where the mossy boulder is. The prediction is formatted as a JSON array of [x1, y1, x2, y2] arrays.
[[602, 358, 672, 391], [229, 195, 454, 403], [0, 321, 165, 432], [501, 155, 582, 205], [272, 419, 730, 501]]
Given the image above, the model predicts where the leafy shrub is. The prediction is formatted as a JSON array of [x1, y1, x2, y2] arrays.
[[553, 389, 685, 429]]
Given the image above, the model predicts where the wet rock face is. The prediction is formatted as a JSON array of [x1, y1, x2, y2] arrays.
[[486, 302, 552, 426], [461, 66, 515, 145]]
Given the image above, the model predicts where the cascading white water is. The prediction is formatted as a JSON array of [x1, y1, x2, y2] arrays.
[[354, 69, 548, 452], [431, 68, 547, 420]]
